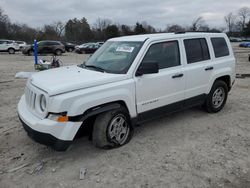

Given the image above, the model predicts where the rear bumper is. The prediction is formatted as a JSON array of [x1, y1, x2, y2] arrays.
[[20, 117, 71, 151]]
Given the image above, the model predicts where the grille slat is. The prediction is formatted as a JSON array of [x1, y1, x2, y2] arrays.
[[25, 86, 37, 110]]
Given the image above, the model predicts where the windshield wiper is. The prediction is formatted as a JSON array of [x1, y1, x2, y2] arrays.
[[78, 61, 105, 73], [84, 65, 105, 73]]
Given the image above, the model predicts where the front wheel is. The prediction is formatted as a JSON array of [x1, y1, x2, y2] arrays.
[[92, 106, 133, 149], [203, 80, 228, 113]]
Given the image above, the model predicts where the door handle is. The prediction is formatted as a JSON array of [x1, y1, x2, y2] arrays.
[[172, 73, 184, 78], [205, 66, 214, 71]]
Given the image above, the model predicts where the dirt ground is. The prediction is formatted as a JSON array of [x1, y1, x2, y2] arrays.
[[0, 44, 250, 188]]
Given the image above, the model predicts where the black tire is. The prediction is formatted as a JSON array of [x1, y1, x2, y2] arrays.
[[28, 50, 34, 56], [68, 48, 74, 52], [92, 106, 133, 149], [203, 80, 228, 113], [8, 48, 15, 54], [55, 49, 62, 56]]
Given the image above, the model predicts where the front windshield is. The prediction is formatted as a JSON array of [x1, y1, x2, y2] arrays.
[[84, 41, 143, 74]]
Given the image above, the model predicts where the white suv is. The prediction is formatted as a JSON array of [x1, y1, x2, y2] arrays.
[[18, 32, 235, 151], [0, 40, 19, 54]]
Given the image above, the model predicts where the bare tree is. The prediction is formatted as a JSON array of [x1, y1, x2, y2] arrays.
[[54, 21, 65, 37], [191, 16, 206, 31], [224, 13, 237, 34], [238, 7, 250, 31], [93, 18, 112, 40], [165, 24, 185, 32], [0, 7, 10, 38], [94, 18, 112, 31]]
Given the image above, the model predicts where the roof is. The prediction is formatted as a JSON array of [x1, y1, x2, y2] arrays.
[[109, 32, 226, 42]]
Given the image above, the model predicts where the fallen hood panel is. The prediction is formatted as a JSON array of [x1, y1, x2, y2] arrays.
[[30, 65, 128, 96]]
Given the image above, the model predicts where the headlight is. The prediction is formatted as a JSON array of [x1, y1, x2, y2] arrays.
[[40, 94, 47, 112]]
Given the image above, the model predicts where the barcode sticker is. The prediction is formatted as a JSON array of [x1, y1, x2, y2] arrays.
[[116, 46, 134, 53]]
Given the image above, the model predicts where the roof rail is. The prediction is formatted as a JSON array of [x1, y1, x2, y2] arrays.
[[175, 31, 222, 34]]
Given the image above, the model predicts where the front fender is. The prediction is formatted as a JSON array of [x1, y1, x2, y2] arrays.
[[48, 79, 137, 118]]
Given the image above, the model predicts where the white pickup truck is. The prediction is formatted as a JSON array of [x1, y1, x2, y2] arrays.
[[18, 32, 235, 151]]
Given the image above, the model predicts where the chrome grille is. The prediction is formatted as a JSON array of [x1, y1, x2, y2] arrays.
[[25, 86, 37, 110]]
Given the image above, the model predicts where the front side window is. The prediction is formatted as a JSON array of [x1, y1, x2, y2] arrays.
[[141, 41, 180, 69], [184, 38, 210, 64], [211, 37, 229, 58], [83, 41, 143, 74]]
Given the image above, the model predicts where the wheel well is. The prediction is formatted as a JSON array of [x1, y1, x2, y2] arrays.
[[8, 47, 15, 51], [215, 75, 231, 91], [73, 100, 129, 140]]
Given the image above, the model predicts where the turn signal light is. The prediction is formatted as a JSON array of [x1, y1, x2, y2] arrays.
[[57, 116, 69, 122]]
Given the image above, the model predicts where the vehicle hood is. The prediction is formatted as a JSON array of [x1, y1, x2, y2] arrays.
[[29, 65, 129, 96]]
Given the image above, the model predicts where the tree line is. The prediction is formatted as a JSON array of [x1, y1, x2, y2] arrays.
[[0, 6, 250, 44], [224, 7, 250, 36]]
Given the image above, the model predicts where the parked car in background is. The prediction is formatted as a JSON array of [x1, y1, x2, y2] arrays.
[[22, 40, 66, 56], [16, 41, 27, 50], [229, 37, 242, 42], [241, 37, 250, 41], [75, 43, 101, 54], [61, 41, 76, 52], [75, 42, 94, 50], [96, 41, 105, 45], [0, 40, 19, 54], [239, 42, 250, 48]]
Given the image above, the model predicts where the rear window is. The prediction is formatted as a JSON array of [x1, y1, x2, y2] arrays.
[[184, 38, 210, 64], [211, 37, 229, 58]]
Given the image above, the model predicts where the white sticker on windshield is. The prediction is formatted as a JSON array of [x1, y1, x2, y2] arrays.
[[116, 46, 134, 53]]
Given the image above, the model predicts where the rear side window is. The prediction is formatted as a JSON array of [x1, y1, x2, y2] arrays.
[[211, 37, 229, 58], [184, 38, 210, 64], [142, 41, 180, 69]]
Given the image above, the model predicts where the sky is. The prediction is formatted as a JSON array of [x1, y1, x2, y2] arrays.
[[0, 0, 250, 29]]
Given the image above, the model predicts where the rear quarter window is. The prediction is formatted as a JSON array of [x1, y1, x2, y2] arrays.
[[211, 37, 230, 58]]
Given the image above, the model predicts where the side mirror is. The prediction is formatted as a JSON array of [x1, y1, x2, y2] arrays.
[[136, 61, 159, 76]]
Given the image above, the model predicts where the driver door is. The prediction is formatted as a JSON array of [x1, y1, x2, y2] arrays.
[[135, 40, 186, 121]]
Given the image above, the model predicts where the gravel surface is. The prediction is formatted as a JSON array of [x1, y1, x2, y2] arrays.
[[0, 44, 250, 188]]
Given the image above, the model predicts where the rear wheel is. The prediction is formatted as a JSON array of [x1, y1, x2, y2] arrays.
[[203, 80, 228, 113], [92, 106, 132, 149], [55, 49, 62, 56], [8, 48, 15, 54]]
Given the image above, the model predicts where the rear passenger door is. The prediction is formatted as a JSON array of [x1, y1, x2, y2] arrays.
[[183, 38, 213, 101]]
